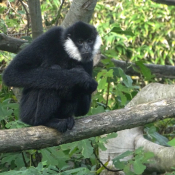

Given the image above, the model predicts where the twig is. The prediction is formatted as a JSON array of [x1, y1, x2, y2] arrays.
[[19, 0, 30, 35], [92, 142, 121, 172], [6, 0, 16, 14], [105, 80, 110, 109], [21, 152, 28, 167], [55, 0, 65, 26]]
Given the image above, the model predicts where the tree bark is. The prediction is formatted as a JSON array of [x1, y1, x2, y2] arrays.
[[61, 0, 97, 28], [135, 135, 175, 173], [104, 59, 175, 79], [151, 0, 175, 6], [0, 33, 27, 53], [1, 97, 175, 153], [28, 0, 43, 39]]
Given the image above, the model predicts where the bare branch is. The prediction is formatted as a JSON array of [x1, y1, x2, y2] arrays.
[[19, 0, 30, 35], [151, 0, 175, 6], [0, 33, 27, 53], [55, 0, 65, 26], [1, 97, 175, 153], [105, 59, 175, 79]]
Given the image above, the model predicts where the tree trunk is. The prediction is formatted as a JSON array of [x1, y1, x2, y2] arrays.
[[28, 0, 43, 39], [61, 0, 97, 28]]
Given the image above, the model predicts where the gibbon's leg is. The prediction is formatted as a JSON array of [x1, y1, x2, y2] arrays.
[[55, 100, 76, 131], [45, 100, 76, 132], [20, 88, 60, 126], [21, 88, 75, 132], [74, 95, 91, 116]]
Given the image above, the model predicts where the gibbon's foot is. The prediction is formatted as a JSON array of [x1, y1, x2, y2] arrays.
[[45, 118, 68, 133], [67, 117, 75, 130]]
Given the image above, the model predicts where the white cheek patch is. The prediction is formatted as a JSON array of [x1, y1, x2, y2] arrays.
[[64, 38, 82, 61], [92, 35, 102, 58]]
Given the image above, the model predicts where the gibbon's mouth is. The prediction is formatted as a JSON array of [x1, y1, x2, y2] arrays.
[[82, 52, 90, 54], [81, 52, 92, 61]]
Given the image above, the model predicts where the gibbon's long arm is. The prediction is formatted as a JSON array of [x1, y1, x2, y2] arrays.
[[3, 62, 88, 90], [2, 27, 97, 94], [2, 59, 97, 98]]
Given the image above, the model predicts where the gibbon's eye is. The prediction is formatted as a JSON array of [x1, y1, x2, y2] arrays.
[[78, 39, 83, 45], [87, 39, 93, 44]]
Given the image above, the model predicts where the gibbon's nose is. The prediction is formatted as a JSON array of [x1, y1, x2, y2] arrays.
[[84, 42, 90, 52]]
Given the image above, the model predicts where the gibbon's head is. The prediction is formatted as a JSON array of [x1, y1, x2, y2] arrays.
[[64, 21, 102, 62]]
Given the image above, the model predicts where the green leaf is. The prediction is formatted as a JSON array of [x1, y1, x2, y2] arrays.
[[141, 152, 155, 163], [168, 138, 175, 147], [145, 127, 169, 146], [40, 149, 56, 165], [113, 160, 126, 170], [91, 106, 105, 115], [118, 68, 133, 87], [113, 150, 133, 162], [49, 148, 69, 169], [97, 77, 107, 90], [133, 160, 146, 174], [111, 27, 134, 36], [81, 140, 93, 158], [39, 148, 69, 169], [98, 142, 107, 151], [135, 61, 154, 80]]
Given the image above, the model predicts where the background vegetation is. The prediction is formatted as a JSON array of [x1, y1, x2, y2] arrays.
[[1, 0, 175, 174]]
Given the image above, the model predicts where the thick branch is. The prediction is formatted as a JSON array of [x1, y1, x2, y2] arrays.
[[61, 0, 97, 28], [135, 135, 175, 172], [110, 59, 175, 79], [151, 0, 175, 6], [1, 97, 175, 153], [0, 33, 27, 53]]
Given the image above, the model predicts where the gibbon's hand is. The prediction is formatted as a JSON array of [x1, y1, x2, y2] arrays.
[[69, 67, 98, 94]]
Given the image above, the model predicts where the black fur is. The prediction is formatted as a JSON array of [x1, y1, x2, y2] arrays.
[[3, 21, 100, 132]]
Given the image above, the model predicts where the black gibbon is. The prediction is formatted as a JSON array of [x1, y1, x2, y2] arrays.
[[3, 21, 102, 132]]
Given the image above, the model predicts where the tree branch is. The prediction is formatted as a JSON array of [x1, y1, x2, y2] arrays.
[[108, 59, 175, 79], [1, 97, 175, 153], [55, 0, 65, 26], [151, 0, 175, 6], [135, 135, 175, 172], [0, 33, 27, 53]]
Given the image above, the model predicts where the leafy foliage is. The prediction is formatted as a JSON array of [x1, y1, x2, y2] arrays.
[[1, 0, 175, 174], [113, 147, 155, 175]]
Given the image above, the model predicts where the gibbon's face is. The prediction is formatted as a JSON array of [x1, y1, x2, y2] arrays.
[[64, 22, 102, 62]]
